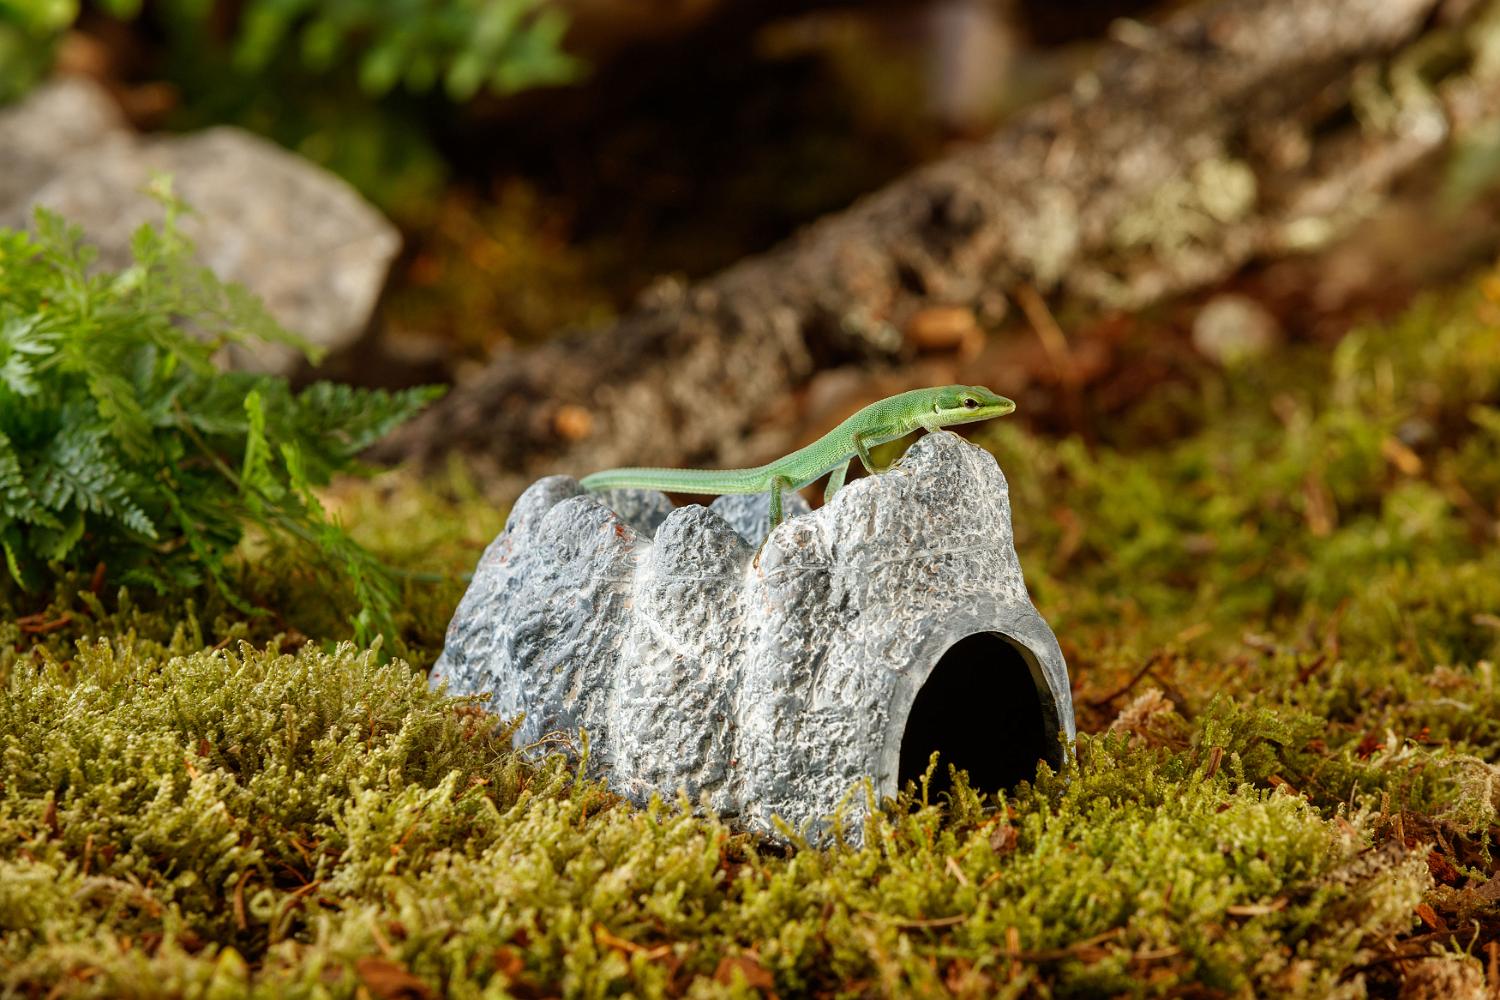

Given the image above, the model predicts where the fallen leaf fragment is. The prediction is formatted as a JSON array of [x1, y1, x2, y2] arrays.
[[714, 954, 778, 997], [354, 956, 435, 1000]]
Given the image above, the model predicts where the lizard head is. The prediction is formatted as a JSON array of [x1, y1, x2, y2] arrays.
[[928, 385, 1016, 428]]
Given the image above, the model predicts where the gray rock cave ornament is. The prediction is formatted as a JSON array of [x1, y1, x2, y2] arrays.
[[434, 431, 1076, 838]]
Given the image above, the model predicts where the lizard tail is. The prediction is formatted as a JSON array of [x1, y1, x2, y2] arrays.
[[580, 466, 769, 495]]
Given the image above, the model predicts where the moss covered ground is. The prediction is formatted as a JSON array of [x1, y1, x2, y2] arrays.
[[4, 274, 1500, 997]]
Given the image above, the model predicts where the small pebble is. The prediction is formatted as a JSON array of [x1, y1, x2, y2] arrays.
[[1191, 294, 1281, 366]]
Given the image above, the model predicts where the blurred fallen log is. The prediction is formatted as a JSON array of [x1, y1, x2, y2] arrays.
[[378, 0, 1500, 488]]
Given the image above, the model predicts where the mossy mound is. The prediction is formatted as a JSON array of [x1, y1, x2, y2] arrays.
[[0, 640, 1443, 997], [4, 273, 1499, 995]]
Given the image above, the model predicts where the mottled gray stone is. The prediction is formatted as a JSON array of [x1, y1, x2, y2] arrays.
[[709, 491, 812, 547], [435, 431, 1076, 838], [593, 488, 677, 538], [0, 78, 398, 375], [0, 78, 130, 208]]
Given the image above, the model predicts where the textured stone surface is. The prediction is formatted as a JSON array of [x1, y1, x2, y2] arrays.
[[708, 490, 812, 547], [0, 78, 130, 208], [435, 432, 1076, 837], [0, 77, 398, 374]]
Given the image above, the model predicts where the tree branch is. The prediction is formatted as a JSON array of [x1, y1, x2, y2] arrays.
[[378, 0, 1499, 489]]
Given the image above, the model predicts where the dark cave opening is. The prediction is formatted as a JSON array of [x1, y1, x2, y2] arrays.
[[897, 632, 1050, 800]]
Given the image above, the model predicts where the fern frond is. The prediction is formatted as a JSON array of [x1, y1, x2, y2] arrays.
[[29, 509, 86, 562], [1, 526, 30, 588], [28, 207, 94, 293], [240, 390, 286, 508], [0, 310, 53, 397], [73, 354, 154, 457], [0, 429, 53, 528], [299, 382, 444, 453], [27, 422, 158, 543], [0, 195, 435, 651]]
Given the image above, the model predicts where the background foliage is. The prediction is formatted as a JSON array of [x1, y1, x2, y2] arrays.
[[0, 0, 579, 218], [0, 187, 440, 647], [1, 0, 576, 101]]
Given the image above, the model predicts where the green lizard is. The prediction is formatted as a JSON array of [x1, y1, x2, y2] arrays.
[[580, 385, 1016, 530]]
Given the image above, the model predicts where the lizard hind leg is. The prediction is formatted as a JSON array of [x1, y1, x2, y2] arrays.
[[768, 474, 796, 533], [823, 459, 849, 506]]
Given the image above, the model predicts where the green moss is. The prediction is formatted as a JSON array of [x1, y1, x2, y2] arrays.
[[3, 272, 1499, 995], [981, 279, 1500, 655], [0, 642, 1432, 998]]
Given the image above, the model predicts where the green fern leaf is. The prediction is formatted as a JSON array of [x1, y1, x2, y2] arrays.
[[28, 422, 158, 542], [240, 390, 286, 507], [0, 310, 53, 397], [0, 430, 54, 528], [291, 381, 444, 474], [0, 195, 434, 649], [1, 526, 31, 588], [30, 509, 86, 562]]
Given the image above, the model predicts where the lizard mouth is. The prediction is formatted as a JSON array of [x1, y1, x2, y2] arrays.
[[953, 400, 1014, 423], [988, 396, 1017, 417]]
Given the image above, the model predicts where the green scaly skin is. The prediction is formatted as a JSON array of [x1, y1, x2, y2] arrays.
[[580, 385, 1016, 531]]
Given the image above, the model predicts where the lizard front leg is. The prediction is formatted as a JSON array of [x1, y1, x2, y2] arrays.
[[823, 459, 849, 505]]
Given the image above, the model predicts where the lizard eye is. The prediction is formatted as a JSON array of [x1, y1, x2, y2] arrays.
[[963, 398, 978, 409]]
